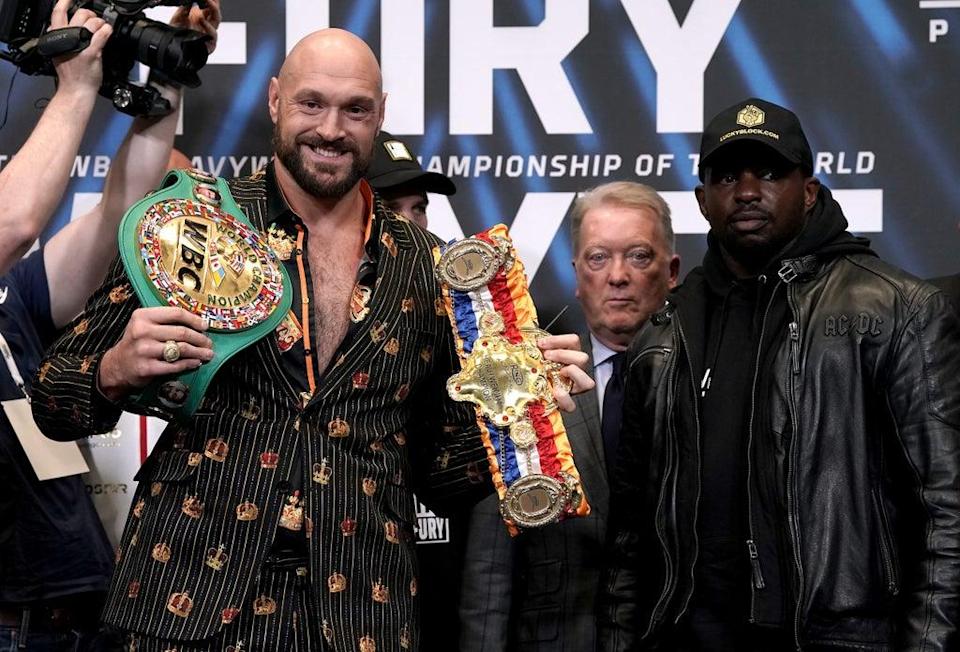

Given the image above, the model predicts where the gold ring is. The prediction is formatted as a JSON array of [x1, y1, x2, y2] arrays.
[[162, 340, 181, 363]]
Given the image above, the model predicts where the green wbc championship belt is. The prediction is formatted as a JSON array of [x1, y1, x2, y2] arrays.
[[118, 168, 292, 420]]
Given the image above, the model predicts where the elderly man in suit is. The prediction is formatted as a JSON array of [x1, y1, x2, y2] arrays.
[[31, 28, 591, 652], [459, 181, 680, 651]]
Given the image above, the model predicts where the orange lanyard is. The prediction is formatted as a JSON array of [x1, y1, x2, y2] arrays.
[[290, 197, 371, 404], [294, 225, 316, 402]]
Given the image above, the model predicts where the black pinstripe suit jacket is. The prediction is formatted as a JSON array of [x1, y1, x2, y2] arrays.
[[31, 173, 489, 650], [459, 337, 610, 651]]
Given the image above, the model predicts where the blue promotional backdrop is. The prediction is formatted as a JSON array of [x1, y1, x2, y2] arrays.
[[1, 0, 958, 540]]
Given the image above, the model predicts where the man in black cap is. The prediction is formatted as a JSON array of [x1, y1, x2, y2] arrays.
[[365, 131, 456, 228], [600, 98, 960, 651]]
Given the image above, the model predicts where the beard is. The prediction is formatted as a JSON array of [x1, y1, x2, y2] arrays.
[[272, 121, 373, 200]]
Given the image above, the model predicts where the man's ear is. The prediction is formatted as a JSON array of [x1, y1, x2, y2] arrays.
[[695, 185, 708, 220], [268, 77, 280, 124], [804, 177, 821, 212], [572, 260, 581, 300], [377, 92, 388, 132], [668, 254, 681, 288]]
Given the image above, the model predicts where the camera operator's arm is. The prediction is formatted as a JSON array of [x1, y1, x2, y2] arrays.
[[43, 0, 221, 328], [0, 0, 111, 276]]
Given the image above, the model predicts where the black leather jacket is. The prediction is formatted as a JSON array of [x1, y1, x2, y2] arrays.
[[600, 249, 960, 651]]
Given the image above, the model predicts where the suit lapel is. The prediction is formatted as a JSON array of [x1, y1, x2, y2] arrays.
[[574, 335, 608, 493], [576, 380, 604, 473], [227, 173, 303, 407], [557, 334, 609, 512]]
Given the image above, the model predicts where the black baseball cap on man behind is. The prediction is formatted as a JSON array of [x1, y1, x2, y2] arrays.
[[365, 131, 457, 195], [698, 98, 813, 180]]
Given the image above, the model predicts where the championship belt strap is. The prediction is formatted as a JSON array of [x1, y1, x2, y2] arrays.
[[433, 224, 590, 534], [118, 168, 293, 421]]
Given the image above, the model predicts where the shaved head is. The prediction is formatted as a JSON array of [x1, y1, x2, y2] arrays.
[[269, 28, 386, 200], [279, 28, 383, 96]]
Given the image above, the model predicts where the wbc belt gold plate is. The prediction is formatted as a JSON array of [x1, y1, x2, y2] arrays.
[[138, 199, 284, 331]]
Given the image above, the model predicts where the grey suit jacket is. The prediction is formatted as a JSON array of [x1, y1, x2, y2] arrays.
[[459, 337, 610, 651]]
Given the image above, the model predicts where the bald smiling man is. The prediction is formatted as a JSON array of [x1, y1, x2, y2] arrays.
[[32, 28, 592, 652]]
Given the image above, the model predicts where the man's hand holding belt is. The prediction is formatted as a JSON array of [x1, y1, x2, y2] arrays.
[[98, 307, 214, 402], [533, 332, 594, 412]]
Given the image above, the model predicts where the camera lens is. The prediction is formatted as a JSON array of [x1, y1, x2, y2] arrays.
[[126, 18, 209, 87]]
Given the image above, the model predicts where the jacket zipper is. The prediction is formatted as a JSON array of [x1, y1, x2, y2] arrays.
[[744, 274, 779, 622], [639, 340, 679, 637], [872, 489, 901, 596], [746, 539, 766, 589], [641, 324, 687, 637], [672, 317, 704, 624], [785, 283, 806, 651], [789, 322, 800, 374], [643, 414, 677, 636]]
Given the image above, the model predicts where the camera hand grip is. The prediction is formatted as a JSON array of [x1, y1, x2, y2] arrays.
[[37, 27, 92, 59]]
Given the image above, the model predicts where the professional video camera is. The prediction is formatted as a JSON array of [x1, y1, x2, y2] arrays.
[[0, 0, 210, 116]]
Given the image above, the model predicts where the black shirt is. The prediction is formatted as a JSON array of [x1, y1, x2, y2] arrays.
[[0, 251, 114, 603], [693, 263, 790, 630], [694, 279, 755, 618]]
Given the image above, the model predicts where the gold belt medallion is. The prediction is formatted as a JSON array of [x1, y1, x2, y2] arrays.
[[499, 472, 584, 529], [447, 312, 549, 427], [138, 199, 284, 331]]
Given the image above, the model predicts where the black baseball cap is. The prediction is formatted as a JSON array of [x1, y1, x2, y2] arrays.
[[698, 98, 813, 180], [365, 131, 456, 195]]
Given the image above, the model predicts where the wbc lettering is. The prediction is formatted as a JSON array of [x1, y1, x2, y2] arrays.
[[178, 219, 210, 290]]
